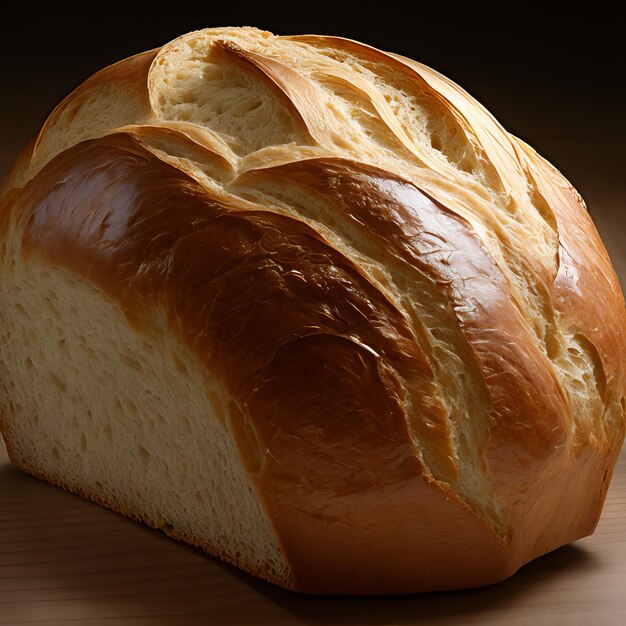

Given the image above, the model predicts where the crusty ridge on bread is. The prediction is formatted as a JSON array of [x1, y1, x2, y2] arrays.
[[0, 27, 624, 594]]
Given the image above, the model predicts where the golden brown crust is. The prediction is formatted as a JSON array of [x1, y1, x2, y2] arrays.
[[1, 27, 624, 594]]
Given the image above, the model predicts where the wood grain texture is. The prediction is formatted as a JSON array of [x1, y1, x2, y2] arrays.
[[0, 441, 624, 625]]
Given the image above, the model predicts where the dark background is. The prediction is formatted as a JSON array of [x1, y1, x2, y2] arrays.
[[2, 3, 624, 282]]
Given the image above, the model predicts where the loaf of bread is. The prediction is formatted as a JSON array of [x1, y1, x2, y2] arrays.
[[1, 27, 624, 594]]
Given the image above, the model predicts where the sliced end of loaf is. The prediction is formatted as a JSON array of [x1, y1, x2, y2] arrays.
[[0, 260, 292, 588]]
